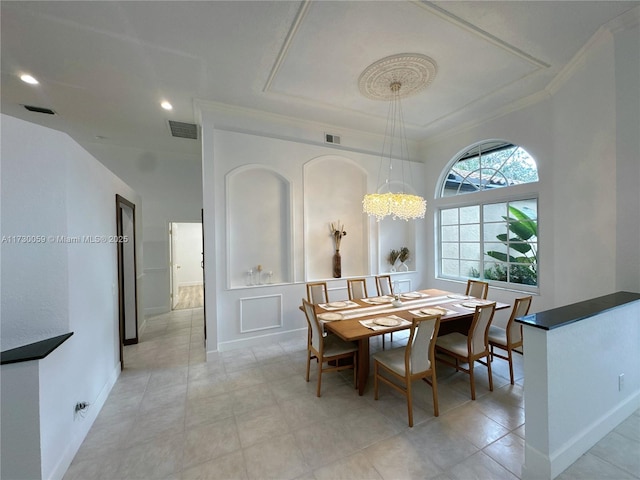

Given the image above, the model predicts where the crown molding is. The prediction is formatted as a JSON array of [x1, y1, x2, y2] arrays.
[[421, 5, 640, 149], [546, 5, 638, 97]]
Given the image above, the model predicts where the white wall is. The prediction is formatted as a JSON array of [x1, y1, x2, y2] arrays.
[[200, 124, 426, 353], [1, 114, 141, 480], [89, 143, 202, 316], [521, 300, 640, 479]]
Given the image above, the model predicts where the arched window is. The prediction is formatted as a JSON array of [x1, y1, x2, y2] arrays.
[[441, 141, 538, 197], [437, 140, 539, 289]]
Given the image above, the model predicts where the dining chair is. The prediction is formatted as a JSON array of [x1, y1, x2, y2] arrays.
[[306, 281, 329, 304], [435, 302, 496, 400], [488, 295, 532, 384], [375, 274, 395, 348], [301, 298, 358, 397], [465, 279, 489, 299], [347, 278, 368, 301], [375, 275, 393, 296], [373, 314, 441, 427]]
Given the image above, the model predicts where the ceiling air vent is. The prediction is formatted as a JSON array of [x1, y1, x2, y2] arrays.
[[167, 120, 198, 140], [325, 133, 341, 145], [23, 104, 56, 115]]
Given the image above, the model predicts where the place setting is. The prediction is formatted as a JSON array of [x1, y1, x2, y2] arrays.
[[319, 300, 360, 311], [359, 315, 410, 331], [362, 295, 394, 305], [410, 306, 456, 317], [457, 299, 495, 309]]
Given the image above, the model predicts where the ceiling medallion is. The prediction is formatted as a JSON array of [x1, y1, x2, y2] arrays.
[[358, 53, 437, 101]]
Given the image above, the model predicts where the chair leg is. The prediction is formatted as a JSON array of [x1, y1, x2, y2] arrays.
[[305, 350, 311, 382], [406, 379, 413, 427], [316, 360, 323, 397], [382, 334, 386, 349], [487, 355, 493, 392], [507, 349, 515, 385], [469, 362, 476, 400], [431, 374, 439, 417]]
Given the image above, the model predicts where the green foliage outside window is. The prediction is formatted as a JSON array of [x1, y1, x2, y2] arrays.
[[473, 205, 537, 285]]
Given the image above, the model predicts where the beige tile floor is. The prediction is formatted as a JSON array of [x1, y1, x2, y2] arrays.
[[64, 307, 640, 480]]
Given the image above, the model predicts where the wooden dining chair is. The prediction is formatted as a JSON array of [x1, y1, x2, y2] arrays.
[[306, 282, 329, 304], [301, 298, 358, 397], [375, 274, 394, 348], [373, 314, 441, 427], [347, 278, 368, 300], [435, 302, 496, 400], [465, 279, 489, 299], [488, 296, 532, 384], [375, 275, 393, 296]]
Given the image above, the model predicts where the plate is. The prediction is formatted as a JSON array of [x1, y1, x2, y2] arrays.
[[462, 300, 492, 308], [318, 312, 343, 321], [369, 296, 392, 304], [421, 307, 445, 316], [373, 317, 401, 327], [327, 301, 348, 308], [401, 292, 422, 299], [447, 294, 467, 299]]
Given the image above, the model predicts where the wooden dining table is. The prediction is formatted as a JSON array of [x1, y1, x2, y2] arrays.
[[317, 288, 510, 395]]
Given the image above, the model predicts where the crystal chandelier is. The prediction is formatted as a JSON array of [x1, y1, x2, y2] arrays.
[[359, 54, 435, 221]]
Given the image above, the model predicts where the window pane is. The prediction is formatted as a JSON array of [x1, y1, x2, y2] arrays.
[[510, 264, 537, 286], [484, 261, 508, 281], [460, 243, 480, 260], [441, 259, 459, 277], [441, 208, 458, 225], [484, 222, 507, 242], [485, 243, 509, 262], [460, 224, 479, 242], [442, 243, 459, 259], [460, 206, 479, 224], [441, 225, 459, 242], [461, 261, 481, 278], [483, 202, 507, 223], [511, 199, 537, 220]]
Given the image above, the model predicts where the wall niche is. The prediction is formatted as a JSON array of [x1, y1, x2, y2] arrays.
[[226, 165, 292, 288], [304, 155, 368, 280]]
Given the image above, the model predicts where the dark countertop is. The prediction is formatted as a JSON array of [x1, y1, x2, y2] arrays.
[[516, 291, 640, 331], [1, 332, 73, 365]]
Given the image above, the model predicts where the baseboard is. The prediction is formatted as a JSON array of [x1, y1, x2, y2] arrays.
[[144, 306, 169, 317], [50, 363, 121, 480], [522, 390, 640, 480], [213, 327, 306, 354]]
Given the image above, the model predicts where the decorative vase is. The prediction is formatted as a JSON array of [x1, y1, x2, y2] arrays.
[[399, 261, 409, 272], [333, 250, 342, 278]]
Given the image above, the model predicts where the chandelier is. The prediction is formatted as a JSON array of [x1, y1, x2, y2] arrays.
[[359, 54, 436, 221]]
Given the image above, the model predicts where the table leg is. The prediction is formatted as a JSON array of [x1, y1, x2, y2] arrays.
[[357, 338, 370, 396]]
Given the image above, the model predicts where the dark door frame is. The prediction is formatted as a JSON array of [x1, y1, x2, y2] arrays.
[[116, 194, 139, 369]]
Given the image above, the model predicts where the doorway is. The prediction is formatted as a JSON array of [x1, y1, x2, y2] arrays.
[[116, 195, 139, 369], [170, 222, 204, 310]]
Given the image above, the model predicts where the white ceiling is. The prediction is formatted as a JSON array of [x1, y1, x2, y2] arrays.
[[1, 1, 637, 158]]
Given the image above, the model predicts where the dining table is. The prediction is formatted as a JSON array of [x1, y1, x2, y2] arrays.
[[316, 288, 510, 395]]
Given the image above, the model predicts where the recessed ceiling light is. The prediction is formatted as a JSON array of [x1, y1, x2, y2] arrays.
[[20, 74, 39, 85], [160, 101, 173, 111]]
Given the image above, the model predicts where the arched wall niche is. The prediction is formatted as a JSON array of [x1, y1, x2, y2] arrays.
[[226, 164, 292, 288], [304, 155, 368, 280]]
